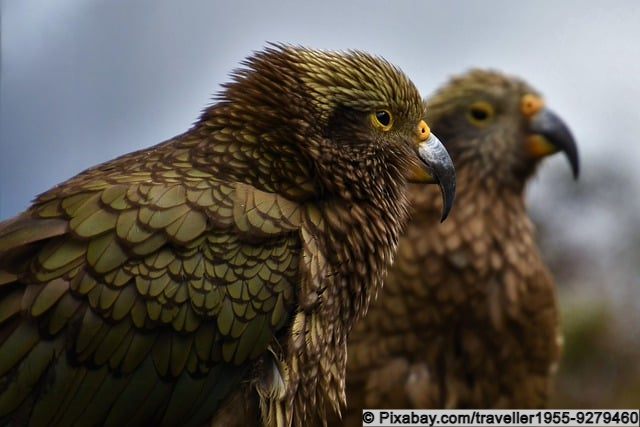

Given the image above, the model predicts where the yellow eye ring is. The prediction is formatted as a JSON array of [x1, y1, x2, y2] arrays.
[[371, 109, 393, 131], [467, 101, 494, 126]]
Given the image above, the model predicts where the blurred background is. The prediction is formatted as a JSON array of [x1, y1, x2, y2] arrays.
[[2, 0, 639, 407]]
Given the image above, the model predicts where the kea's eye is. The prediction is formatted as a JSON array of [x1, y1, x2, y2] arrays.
[[467, 101, 494, 126], [371, 110, 393, 131]]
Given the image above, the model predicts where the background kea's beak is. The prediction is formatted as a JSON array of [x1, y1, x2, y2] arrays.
[[528, 108, 580, 179]]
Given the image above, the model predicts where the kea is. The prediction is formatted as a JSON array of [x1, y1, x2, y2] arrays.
[[0, 45, 456, 427], [342, 69, 579, 421]]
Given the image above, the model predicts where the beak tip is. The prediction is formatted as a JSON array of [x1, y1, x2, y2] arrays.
[[571, 159, 580, 180], [565, 146, 580, 180], [437, 175, 456, 222]]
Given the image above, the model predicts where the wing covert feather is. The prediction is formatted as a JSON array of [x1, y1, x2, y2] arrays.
[[0, 174, 304, 425]]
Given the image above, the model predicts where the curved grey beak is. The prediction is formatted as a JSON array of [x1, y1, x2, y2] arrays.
[[417, 133, 456, 222], [529, 108, 580, 179]]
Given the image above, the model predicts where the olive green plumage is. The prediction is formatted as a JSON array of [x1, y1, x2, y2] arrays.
[[342, 69, 579, 423], [0, 45, 455, 427]]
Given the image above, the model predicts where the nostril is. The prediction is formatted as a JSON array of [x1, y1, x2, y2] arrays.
[[417, 120, 431, 141]]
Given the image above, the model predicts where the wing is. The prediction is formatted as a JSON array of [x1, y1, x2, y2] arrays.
[[0, 167, 304, 426]]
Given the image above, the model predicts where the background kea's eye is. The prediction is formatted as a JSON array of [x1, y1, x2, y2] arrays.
[[467, 101, 494, 126]]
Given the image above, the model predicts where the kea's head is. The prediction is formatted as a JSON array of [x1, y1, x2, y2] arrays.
[[203, 44, 455, 220], [425, 69, 579, 189]]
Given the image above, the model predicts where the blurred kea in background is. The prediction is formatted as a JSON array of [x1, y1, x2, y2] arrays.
[[0, 45, 456, 427], [343, 69, 579, 422]]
